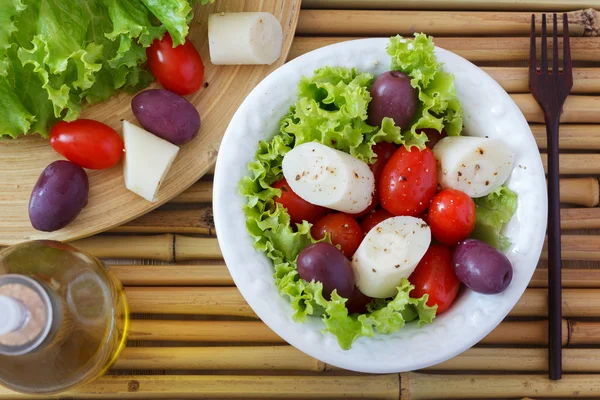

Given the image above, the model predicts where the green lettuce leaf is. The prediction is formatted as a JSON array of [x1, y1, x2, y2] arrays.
[[281, 66, 427, 163], [470, 186, 518, 250], [387, 33, 463, 140], [1, 0, 196, 138]]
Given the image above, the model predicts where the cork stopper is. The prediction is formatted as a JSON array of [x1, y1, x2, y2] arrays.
[[0, 295, 28, 336], [0, 275, 52, 356]]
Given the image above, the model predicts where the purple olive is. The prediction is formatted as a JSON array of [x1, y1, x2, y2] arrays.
[[29, 161, 89, 232], [453, 239, 513, 294], [367, 70, 418, 130], [297, 242, 355, 299], [132, 89, 200, 145]]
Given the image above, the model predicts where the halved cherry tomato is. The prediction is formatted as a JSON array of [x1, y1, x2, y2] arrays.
[[311, 213, 363, 258], [427, 189, 476, 246], [419, 128, 447, 149], [360, 208, 394, 234], [272, 178, 327, 224], [379, 146, 438, 216], [50, 119, 123, 170], [146, 33, 204, 95], [351, 142, 396, 218], [408, 244, 460, 314]]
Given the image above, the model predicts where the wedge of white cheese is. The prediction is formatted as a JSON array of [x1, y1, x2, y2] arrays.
[[282, 142, 375, 214], [208, 12, 283, 65], [352, 216, 431, 298], [123, 120, 179, 202], [433, 136, 514, 198]]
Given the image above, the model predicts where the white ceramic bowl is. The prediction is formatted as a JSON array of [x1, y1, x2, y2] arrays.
[[213, 38, 547, 373]]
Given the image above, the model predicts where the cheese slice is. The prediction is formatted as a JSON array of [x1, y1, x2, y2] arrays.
[[122, 120, 179, 202]]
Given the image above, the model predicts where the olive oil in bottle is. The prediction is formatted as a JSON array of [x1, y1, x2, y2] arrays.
[[0, 240, 129, 395]]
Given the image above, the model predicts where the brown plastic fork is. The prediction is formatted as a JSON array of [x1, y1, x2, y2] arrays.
[[529, 13, 573, 381]]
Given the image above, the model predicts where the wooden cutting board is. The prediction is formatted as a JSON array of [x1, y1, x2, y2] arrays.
[[0, 0, 301, 246]]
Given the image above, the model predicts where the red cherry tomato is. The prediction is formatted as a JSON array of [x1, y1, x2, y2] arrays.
[[360, 208, 394, 234], [369, 142, 397, 179], [272, 178, 327, 224], [50, 119, 123, 170], [379, 146, 438, 216], [419, 128, 447, 149], [428, 189, 476, 246], [351, 142, 396, 219], [408, 244, 460, 314], [146, 33, 204, 95], [345, 287, 372, 314], [311, 213, 363, 258]]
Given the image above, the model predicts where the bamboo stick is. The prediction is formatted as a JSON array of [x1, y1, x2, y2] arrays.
[[514, 94, 600, 124], [511, 288, 600, 317], [72, 234, 174, 261], [128, 319, 552, 346], [171, 181, 213, 203], [70, 234, 600, 262], [112, 264, 232, 286], [297, 9, 597, 37], [109, 262, 600, 290], [559, 178, 599, 207], [302, 0, 600, 12], [561, 208, 600, 229], [487, 68, 600, 94], [0, 375, 400, 400], [531, 266, 600, 288], [128, 320, 282, 342], [532, 124, 600, 150], [478, 320, 555, 346], [113, 263, 600, 290], [288, 36, 600, 62], [404, 372, 600, 399], [124, 286, 600, 318], [540, 153, 600, 175], [126, 287, 255, 317], [542, 235, 600, 261], [569, 320, 600, 345], [114, 346, 325, 371], [110, 209, 215, 235], [175, 236, 221, 261], [108, 346, 600, 373]]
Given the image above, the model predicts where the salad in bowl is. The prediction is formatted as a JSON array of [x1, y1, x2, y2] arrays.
[[214, 33, 546, 372]]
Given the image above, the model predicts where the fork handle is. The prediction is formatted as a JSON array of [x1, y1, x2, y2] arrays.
[[546, 114, 562, 380]]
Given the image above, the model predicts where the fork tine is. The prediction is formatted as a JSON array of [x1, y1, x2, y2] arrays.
[[541, 14, 548, 72], [552, 13, 559, 74], [529, 14, 537, 83], [563, 13, 573, 87]]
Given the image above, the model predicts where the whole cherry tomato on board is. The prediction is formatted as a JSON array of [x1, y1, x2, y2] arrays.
[[50, 119, 123, 170], [408, 244, 460, 314], [311, 213, 363, 258], [427, 189, 476, 246], [146, 33, 205, 95], [272, 178, 327, 224], [379, 146, 438, 216], [360, 208, 394, 234]]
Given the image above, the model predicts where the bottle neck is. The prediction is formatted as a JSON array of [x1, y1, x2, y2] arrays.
[[0, 275, 53, 356]]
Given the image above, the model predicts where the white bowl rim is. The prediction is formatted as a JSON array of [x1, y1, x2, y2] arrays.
[[213, 37, 547, 373]]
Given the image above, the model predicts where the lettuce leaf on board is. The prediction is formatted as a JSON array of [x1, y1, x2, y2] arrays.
[[240, 58, 449, 349], [0, 0, 201, 139]]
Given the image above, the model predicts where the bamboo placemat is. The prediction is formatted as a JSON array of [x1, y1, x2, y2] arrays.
[[4, 2, 600, 399]]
